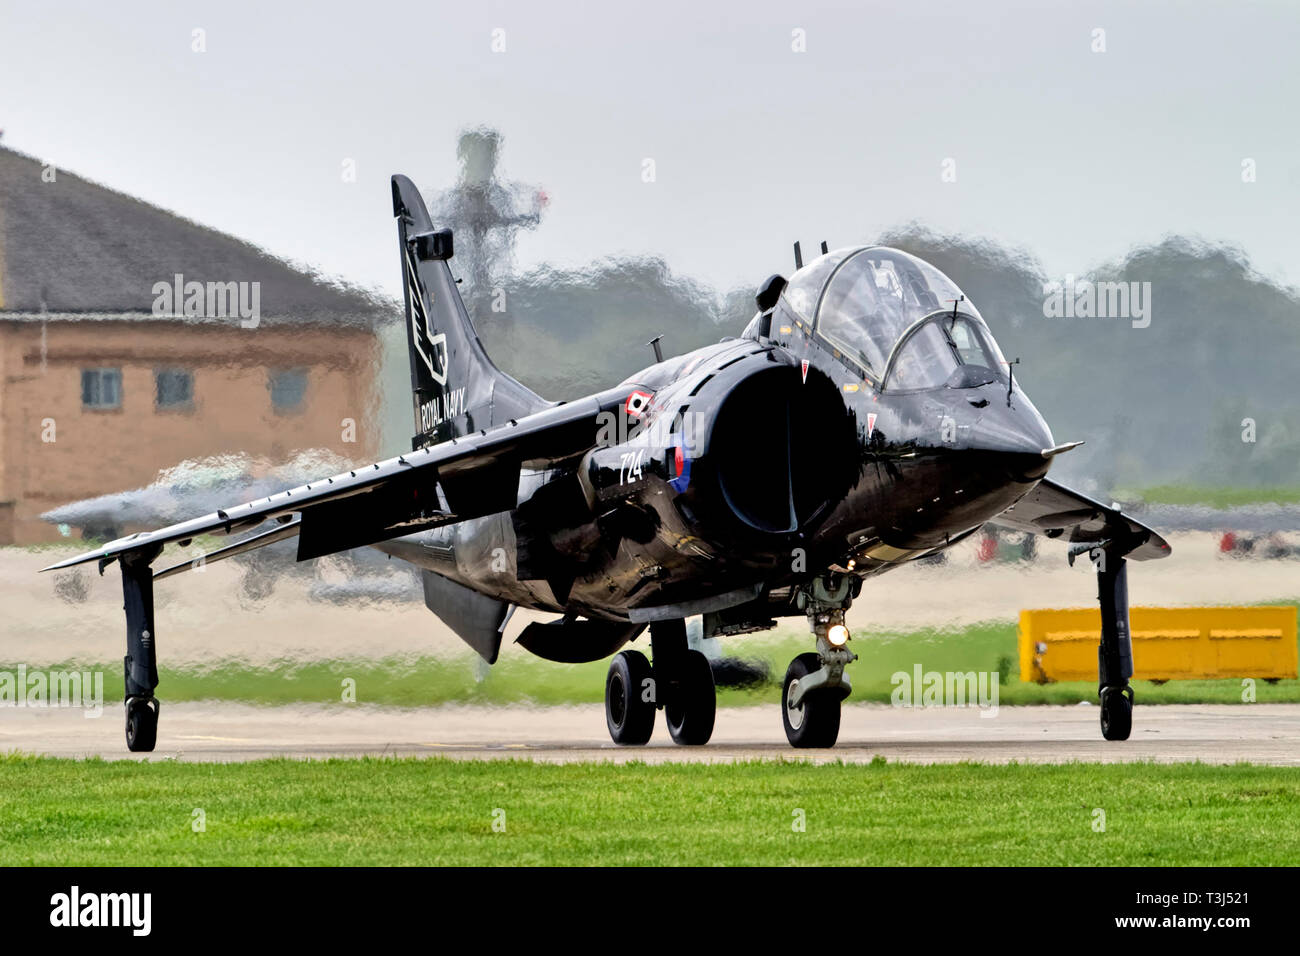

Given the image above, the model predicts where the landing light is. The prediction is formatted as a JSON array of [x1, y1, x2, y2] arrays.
[[827, 624, 850, 647]]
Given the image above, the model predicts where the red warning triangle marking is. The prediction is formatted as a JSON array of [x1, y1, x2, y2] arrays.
[[800, 360, 809, 384], [867, 412, 877, 437]]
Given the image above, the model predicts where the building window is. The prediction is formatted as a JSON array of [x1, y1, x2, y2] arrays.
[[155, 368, 194, 409], [268, 368, 308, 413], [81, 368, 122, 409]]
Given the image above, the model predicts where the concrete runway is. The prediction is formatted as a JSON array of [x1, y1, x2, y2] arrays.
[[3, 701, 1299, 765]]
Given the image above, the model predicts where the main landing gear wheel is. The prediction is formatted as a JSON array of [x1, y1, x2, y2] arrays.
[[665, 649, 716, 746], [605, 650, 656, 745], [1100, 685, 1133, 741], [125, 696, 159, 752], [783, 653, 841, 748]]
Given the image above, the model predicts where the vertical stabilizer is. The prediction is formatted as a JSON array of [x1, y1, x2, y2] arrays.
[[391, 174, 547, 448]]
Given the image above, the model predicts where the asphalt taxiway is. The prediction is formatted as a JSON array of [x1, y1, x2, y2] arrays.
[[3, 701, 1298, 765]]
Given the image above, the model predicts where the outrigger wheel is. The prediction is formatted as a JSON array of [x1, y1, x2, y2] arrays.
[[125, 696, 160, 752], [1099, 685, 1133, 741]]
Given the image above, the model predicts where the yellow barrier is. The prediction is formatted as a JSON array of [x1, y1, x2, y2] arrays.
[[1018, 606, 1298, 684]]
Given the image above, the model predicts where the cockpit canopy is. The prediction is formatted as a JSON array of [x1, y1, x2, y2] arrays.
[[780, 246, 1007, 390]]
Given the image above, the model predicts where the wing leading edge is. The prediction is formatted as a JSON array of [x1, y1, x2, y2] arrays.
[[989, 477, 1171, 561]]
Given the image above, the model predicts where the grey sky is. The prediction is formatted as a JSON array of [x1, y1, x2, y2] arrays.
[[3, 0, 1298, 301]]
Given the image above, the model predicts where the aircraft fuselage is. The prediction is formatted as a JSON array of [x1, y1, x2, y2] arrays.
[[377, 322, 1054, 624]]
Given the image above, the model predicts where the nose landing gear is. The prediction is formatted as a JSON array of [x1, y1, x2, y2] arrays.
[[783, 652, 849, 747], [782, 574, 858, 748]]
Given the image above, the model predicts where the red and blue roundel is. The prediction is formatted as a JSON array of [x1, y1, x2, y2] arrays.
[[668, 437, 691, 493]]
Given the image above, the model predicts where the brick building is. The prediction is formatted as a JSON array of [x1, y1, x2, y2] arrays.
[[0, 147, 391, 544]]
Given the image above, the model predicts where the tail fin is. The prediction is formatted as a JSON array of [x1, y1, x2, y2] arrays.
[[391, 174, 547, 449]]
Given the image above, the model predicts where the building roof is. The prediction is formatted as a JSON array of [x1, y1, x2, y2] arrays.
[[0, 146, 395, 327]]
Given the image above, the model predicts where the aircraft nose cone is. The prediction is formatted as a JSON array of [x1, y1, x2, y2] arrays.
[[1002, 447, 1053, 483], [970, 395, 1056, 483]]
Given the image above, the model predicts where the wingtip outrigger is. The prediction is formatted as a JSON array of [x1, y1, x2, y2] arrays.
[[1084, 538, 1138, 741], [1063, 529, 1154, 741], [119, 542, 165, 752], [991, 479, 1172, 741], [42, 537, 170, 750]]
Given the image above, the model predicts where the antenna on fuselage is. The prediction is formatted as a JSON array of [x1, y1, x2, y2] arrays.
[[793, 242, 803, 270], [942, 295, 965, 350], [820, 241, 829, 255], [647, 334, 664, 364]]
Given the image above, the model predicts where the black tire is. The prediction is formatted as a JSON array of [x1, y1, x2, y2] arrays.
[[665, 650, 716, 746], [125, 697, 159, 752], [605, 650, 655, 745], [782, 653, 841, 748], [1100, 686, 1133, 741]]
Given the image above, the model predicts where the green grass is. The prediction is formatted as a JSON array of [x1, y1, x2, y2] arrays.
[[1, 755, 1297, 865], [37, 608, 1300, 708], [1122, 484, 1300, 507]]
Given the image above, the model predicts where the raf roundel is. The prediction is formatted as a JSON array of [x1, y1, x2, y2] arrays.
[[625, 390, 654, 419]]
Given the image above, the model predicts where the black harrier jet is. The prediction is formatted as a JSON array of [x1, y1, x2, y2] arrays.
[[43, 175, 1169, 752]]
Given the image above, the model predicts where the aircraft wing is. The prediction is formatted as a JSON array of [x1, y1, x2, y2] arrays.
[[41, 384, 635, 579], [989, 477, 1171, 561]]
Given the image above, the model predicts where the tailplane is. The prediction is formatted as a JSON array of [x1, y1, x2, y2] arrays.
[[391, 174, 547, 449]]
